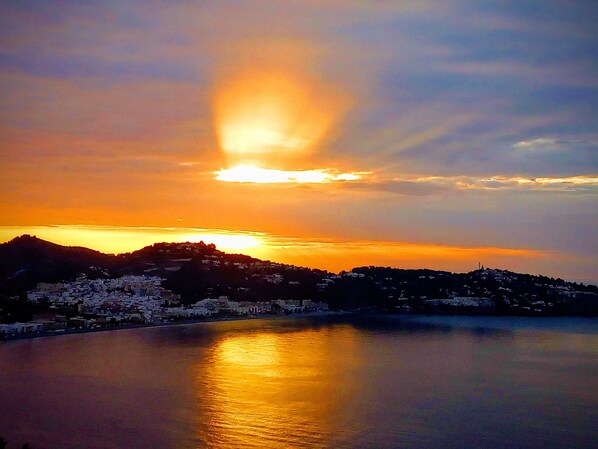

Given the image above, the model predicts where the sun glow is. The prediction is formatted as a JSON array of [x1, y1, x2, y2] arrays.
[[215, 164, 366, 184], [210, 63, 364, 184], [214, 72, 339, 167], [0, 225, 563, 276], [0, 225, 264, 254]]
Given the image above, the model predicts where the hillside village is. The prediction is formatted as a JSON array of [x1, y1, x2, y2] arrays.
[[0, 236, 596, 337], [4, 274, 327, 334]]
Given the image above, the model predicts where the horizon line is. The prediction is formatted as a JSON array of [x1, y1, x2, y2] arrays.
[[0, 224, 595, 285]]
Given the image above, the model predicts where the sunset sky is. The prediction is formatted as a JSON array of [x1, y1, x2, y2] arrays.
[[0, 1, 596, 281]]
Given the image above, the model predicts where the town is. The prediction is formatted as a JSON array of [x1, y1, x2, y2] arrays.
[[0, 236, 596, 338], [0, 274, 328, 336]]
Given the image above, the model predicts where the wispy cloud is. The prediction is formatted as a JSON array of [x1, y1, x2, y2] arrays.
[[512, 138, 559, 149], [414, 175, 598, 192], [348, 174, 598, 195], [215, 165, 368, 184]]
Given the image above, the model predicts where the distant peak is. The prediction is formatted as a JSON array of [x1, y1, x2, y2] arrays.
[[12, 234, 37, 240], [7, 234, 43, 244]]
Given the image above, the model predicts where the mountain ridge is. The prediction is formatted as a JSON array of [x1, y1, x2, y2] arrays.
[[1, 235, 597, 319]]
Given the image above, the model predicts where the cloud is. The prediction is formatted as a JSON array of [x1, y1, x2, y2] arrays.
[[1, 1, 597, 280], [438, 60, 598, 89], [512, 138, 559, 149], [344, 174, 598, 195], [416, 175, 598, 193], [512, 137, 598, 152], [342, 180, 447, 196], [214, 165, 368, 184]]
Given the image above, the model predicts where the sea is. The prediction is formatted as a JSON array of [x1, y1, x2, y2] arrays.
[[1, 314, 597, 449]]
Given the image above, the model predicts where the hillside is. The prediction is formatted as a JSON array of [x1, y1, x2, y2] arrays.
[[0, 235, 596, 323], [0, 235, 117, 295]]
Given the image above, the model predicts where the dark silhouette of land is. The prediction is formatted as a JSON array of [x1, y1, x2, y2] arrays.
[[1, 235, 597, 327]]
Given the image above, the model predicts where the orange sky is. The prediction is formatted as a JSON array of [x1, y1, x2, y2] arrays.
[[0, 2, 596, 282], [0, 225, 573, 280]]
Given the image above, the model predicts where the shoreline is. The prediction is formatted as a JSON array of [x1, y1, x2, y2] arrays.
[[0, 310, 348, 342], [3, 310, 596, 343]]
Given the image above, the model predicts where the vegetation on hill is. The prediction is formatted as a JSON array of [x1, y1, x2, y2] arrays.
[[1, 235, 596, 323]]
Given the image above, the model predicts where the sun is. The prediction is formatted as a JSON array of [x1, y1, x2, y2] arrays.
[[213, 71, 334, 167], [211, 68, 365, 184], [214, 164, 366, 184]]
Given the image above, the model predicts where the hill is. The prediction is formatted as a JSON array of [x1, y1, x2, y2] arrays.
[[0, 235, 116, 295], [0, 235, 596, 323]]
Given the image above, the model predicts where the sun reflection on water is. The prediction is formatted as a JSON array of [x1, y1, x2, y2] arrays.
[[194, 326, 360, 448]]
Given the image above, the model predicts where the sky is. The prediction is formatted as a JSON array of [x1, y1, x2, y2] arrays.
[[0, 1, 596, 281]]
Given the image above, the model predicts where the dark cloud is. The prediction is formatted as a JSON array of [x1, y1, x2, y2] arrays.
[[343, 180, 450, 196]]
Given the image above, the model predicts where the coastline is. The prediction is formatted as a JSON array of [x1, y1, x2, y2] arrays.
[[0, 310, 347, 342], [4, 309, 598, 343]]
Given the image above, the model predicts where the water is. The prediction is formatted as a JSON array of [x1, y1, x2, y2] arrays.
[[1, 315, 597, 449]]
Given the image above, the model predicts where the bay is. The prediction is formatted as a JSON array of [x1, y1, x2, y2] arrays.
[[1, 315, 597, 449]]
